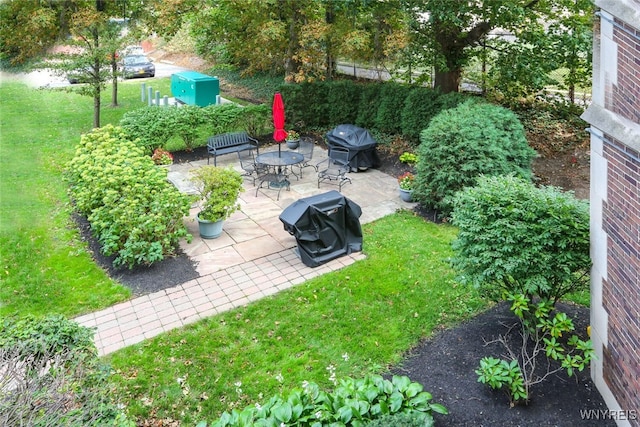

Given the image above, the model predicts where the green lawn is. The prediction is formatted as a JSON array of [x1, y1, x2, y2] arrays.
[[0, 79, 171, 317], [107, 211, 488, 425]]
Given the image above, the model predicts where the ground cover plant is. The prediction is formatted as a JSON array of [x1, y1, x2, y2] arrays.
[[0, 315, 132, 426], [205, 374, 447, 427], [107, 213, 486, 425]]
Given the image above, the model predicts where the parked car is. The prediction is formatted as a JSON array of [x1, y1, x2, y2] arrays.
[[122, 54, 155, 79]]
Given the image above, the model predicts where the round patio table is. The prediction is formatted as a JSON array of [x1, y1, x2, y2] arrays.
[[256, 151, 304, 167]]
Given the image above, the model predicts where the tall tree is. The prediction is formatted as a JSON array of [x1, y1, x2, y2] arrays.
[[49, 8, 120, 127], [404, 0, 592, 94]]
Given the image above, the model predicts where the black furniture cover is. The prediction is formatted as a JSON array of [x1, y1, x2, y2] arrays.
[[279, 190, 363, 267], [325, 124, 381, 171]]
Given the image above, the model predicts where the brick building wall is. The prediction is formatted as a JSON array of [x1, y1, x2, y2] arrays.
[[581, 1, 640, 425]]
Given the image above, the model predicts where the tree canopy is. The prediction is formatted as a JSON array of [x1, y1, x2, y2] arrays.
[[1, 0, 593, 97]]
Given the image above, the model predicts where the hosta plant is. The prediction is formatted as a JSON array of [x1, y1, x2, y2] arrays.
[[202, 374, 447, 427]]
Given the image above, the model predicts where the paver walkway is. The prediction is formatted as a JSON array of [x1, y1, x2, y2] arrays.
[[75, 144, 414, 356]]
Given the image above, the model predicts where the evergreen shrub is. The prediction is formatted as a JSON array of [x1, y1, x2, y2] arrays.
[[355, 82, 384, 129], [400, 88, 469, 142], [327, 80, 362, 124], [375, 82, 413, 134], [413, 101, 535, 215], [280, 82, 330, 128]]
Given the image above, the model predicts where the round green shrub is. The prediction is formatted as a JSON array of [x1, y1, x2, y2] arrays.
[[413, 100, 536, 216], [450, 175, 591, 302]]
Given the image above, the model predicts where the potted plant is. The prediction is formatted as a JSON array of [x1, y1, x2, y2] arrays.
[[191, 166, 244, 239], [398, 171, 415, 202], [285, 130, 300, 149]]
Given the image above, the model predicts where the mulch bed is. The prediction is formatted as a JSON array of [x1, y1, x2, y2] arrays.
[[391, 301, 613, 426]]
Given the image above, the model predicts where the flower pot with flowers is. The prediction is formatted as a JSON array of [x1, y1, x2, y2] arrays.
[[398, 171, 415, 202], [190, 166, 244, 239], [152, 147, 174, 166], [285, 130, 300, 149]]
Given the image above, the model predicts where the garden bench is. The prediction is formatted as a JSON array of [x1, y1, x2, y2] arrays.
[[207, 131, 259, 166]]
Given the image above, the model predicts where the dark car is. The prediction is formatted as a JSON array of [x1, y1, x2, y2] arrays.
[[122, 55, 155, 79]]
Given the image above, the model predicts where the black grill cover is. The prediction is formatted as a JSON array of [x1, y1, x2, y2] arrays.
[[325, 124, 381, 170], [279, 190, 363, 267]]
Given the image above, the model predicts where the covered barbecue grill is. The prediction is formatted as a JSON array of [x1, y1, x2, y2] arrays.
[[325, 124, 381, 171], [279, 190, 362, 267]]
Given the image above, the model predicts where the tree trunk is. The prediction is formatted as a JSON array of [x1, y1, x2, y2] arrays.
[[434, 68, 462, 94], [284, 6, 301, 80], [94, 94, 101, 128], [324, 1, 336, 80], [111, 57, 118, 107]]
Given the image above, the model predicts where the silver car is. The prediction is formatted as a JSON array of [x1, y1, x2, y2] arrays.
[[122, 55, 155, 79]]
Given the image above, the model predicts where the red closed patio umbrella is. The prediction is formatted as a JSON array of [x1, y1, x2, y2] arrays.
[[272, 92, 287, 156]]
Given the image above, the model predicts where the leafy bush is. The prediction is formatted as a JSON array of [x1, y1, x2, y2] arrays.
[[0, 315, 134, 426], [232, 103, 271, 137], [476, 293, 594, 406], [450, 175, 590, 302], [202, 375, 447, 427], [413, 101, 535, 215], [120, 103, 269, 152], [400, 88, 468, 142], [119, 106, 174, 151], [65, 125, 192, 268], [163, 105, 206, 151]]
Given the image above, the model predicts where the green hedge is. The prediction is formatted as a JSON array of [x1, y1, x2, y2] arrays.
[[119, 103, 270, 152], [279, 79, 465, 145], [65, 125, 192, 269]]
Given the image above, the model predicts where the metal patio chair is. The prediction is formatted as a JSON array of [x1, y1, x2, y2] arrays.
[[295, 137, 317, 178], [237, 148, 264, 185], [317, 146, 352, 191]]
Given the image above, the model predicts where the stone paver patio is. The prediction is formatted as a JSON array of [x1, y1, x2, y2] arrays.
[[75, 144, 414, 356]]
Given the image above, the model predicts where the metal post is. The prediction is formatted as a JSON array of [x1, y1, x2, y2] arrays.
[[155, 90, 160, 107], [141, 83, 146, 102], [147, 87, 153, 106], [163, 95, 168, 106]]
